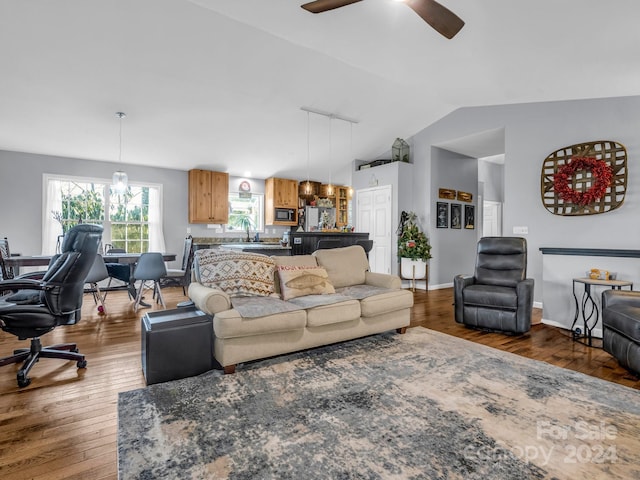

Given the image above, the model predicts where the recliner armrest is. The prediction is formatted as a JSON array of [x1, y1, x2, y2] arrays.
[[188, 282, 232, 315], [453, 274, 475, 323], [365, 271, 401, 290], [602, 289, 640, 310]]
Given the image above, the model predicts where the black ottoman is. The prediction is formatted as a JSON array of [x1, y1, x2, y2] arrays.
[[141, 307, 214, 385]]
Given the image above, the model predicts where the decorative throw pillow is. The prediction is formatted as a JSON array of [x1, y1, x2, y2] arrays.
[[277, 265, 335, 301], [195, 250, 276, 297]]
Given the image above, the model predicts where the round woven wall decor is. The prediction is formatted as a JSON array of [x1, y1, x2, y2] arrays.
[[540, 140, 627, 216]]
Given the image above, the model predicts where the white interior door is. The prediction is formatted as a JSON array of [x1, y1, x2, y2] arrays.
[[357, 185, 392, 274], [482, 200, 502, 237]]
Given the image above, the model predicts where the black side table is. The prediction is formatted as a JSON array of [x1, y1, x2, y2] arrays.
[[141, 307, 214, 385], [571, 277, 633, 347]]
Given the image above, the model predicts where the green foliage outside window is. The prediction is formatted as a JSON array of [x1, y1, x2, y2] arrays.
[[50, 179, 151, 253]]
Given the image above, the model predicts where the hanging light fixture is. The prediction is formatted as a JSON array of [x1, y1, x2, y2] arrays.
[[112, 112, 128, 194], [304, 111, 312, 195], [326, 116, 334, 196]]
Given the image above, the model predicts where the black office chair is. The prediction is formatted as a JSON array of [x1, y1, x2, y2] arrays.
[[453, 237, 534, 334], [159, 235, 194, 295], [0, 224, 103, 387], [316, 239, 342, 250]]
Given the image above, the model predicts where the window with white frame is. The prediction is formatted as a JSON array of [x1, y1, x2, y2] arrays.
[[42, 174, 165, 255], [225, 192, 264, 234]]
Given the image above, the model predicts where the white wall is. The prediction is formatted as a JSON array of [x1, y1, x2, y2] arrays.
[[352, 161, 413, 275], [408, 94, 640, 304], [0, 150, 289, 265]]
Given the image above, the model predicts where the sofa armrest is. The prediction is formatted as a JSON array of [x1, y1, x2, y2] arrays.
[[188, 282, 232, 315], [365, 271, 402, 290], [602, 289, 640, 310]]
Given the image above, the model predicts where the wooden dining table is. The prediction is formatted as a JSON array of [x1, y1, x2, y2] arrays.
[[5, 252, 177, 306], [5, 252, 176, 269]]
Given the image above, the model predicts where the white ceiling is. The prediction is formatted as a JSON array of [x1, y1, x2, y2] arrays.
[[1, 0, 639, 185]]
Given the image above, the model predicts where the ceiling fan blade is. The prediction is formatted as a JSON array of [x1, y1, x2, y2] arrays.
[[405, 0, 464, 39], [301, 0, 363, 14]]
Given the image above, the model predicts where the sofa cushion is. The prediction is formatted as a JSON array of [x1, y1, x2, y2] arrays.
[[195, 250, 275, 297], [272, 255, 318, 295], [304, 298, 361, 327], [359, 289, 414, 317], [277, 266, 335, 300], [230, 296, 304, 319], [214, 308, 307, 339], [313, 245, 370, 288]]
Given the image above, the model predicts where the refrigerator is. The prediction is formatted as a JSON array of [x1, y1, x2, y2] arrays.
[[304, 206, 336, 232]]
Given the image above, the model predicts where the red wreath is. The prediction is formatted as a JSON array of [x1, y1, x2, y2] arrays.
[[553, 157, 613, 206]]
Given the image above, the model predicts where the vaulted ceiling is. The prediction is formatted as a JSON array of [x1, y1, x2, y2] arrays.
[[1, 0, 638, 185]]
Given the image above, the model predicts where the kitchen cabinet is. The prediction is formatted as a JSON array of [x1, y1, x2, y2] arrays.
[[265, 177, 298, 225], [319, 185, 350, 227], [336, 186, 349, 227], [188, 169, 229, 224]]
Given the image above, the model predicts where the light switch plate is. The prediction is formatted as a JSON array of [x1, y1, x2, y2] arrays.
[[513, 226, 529, 235]]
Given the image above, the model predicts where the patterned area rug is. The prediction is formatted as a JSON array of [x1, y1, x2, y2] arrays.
[[118, 327, 640, 479]]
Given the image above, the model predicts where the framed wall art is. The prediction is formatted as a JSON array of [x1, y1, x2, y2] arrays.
[[465, 205, 475, 229], [439, 188, 456, 200], [436, 202, 448, 228], [457, 191, 473, 202], [450, 203, 462, 229]]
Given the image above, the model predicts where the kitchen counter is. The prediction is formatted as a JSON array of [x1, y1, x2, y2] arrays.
[[218, 243, 291, 256]]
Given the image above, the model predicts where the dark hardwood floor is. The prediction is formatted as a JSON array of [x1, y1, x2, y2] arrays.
[[0, 287, 637, 479]]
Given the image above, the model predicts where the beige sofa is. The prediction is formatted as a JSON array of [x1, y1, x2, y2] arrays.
[[188, 245, 414, 373]]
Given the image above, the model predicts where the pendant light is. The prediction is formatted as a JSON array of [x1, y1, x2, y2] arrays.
[[326, 116, 334, 196], [112, 112, 128, 194], [304, 111, 312, 195]]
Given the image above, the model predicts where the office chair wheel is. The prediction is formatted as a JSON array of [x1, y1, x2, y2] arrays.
[[97, 305, 105, 314], [77, 359, 87, 369], [17, 373, 31, 388]]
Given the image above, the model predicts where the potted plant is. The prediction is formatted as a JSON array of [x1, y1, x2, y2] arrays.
[[397, 211, 432, 281], [236, 214, 254, 242]]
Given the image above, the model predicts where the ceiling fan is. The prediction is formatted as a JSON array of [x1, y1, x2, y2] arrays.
[[301, 0, 464, 39]]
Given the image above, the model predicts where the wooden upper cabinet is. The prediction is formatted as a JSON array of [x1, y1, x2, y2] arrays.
[[188, 169, 229, 224], [267, 177, 298, 208], [265, 177, 299, 225]]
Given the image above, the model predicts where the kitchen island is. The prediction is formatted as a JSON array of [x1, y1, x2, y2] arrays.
[[289, 231, 369, 255], [218, 242, 291, 256]]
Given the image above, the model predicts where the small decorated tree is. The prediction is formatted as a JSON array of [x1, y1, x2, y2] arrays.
[[398, 212, 432, 262], [397, 211, 432, 285]]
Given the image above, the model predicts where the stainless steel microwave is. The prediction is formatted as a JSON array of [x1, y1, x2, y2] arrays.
[[275, 208, 295, 222]]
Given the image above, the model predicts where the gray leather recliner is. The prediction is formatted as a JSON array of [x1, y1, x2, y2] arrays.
[[602, 290, 640, 375], [454, 237, 534, 334]]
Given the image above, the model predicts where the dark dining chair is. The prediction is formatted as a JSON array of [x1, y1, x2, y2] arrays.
[[316, 239, 342, 250], [0, 224, 103, 387], [0, 237, 15, 280], [159, 235, 194, 295], [355, 239, 374, 259], [104, 246, 134, 297]]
